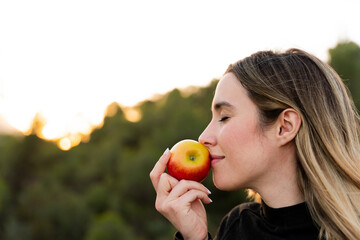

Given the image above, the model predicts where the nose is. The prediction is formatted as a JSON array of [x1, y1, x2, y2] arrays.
[[198, 123, 216, 147]]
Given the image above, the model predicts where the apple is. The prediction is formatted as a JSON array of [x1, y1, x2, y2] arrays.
[[167, 139, 211, 182]]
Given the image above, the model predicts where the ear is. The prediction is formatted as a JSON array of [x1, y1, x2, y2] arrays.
[[275, 108, 301, 146]]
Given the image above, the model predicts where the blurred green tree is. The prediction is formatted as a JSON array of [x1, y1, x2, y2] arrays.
[[85, 212, 137, 240], [328, 41, 360, 108], [1, 41, 359, 239]]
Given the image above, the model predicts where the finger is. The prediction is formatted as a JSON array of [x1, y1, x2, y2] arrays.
[[176, 189, 213, 205], [155, 173, 179, 211], [150, 148, 171, 190], [167, 180, 211, 201]]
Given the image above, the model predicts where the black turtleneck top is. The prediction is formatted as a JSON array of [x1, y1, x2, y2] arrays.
[[175, 201, 320, 240]]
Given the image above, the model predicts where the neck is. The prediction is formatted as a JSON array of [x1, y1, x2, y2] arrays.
[[253, 146, 304, 208], [259, 181, 304, 208]]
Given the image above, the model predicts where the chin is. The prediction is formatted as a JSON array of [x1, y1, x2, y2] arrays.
[[212, 175, 239, 191]]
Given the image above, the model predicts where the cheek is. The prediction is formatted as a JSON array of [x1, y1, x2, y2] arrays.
[[219, 119, 263, 172], [214, 122, 264, 190], [220, 118, 259, 151]]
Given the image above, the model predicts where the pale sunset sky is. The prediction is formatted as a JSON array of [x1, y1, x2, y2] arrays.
[[0, 0, 359, 149]]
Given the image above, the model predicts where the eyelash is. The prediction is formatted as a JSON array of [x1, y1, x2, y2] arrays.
[[219, 116, 230, 122]]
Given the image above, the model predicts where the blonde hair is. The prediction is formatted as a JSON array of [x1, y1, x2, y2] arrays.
[[226, 49, 360, 239]]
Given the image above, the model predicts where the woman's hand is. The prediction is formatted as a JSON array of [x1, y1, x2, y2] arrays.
[[150, 149, 212, 240]]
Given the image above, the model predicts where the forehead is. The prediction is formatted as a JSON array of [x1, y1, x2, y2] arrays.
[[212, 73, 248, 109]]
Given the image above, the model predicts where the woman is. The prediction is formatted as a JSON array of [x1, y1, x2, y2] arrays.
[[150, 49, 360, 239]]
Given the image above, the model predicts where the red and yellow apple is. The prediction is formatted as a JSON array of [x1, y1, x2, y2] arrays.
[[167, 139, 210, 182]]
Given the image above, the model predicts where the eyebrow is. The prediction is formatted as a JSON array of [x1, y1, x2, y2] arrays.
[[213, 101, 235, 111]]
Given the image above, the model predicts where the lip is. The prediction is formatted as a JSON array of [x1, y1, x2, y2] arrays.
[[210, 154, 225, 166]]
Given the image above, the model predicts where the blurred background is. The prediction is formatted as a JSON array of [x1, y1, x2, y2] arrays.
[[0, 0, 360, 239]]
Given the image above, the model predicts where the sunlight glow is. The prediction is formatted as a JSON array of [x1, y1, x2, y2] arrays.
[[0, 0, 359, 150], [58, 134, 83, 151], [123, 107, 142, 123], [59, 137, 71, 151], [41, 123, 66, 140]]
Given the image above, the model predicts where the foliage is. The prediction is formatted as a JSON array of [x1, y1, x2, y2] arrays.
[[85, 212, 136, 240], [328, 41, 360, 108], [0, 41, 359, 239], [0, 78, 241, 239]]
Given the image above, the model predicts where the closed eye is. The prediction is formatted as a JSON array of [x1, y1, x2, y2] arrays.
[[219, 116, 230, 122]]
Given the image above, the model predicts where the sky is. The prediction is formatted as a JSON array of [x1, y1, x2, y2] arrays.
[[0, 0, 360, 148]]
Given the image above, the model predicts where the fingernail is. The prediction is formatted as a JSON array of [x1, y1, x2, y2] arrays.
[[163, 148, 170, 156], [209, 198, 213, 203], [206, 188, 211, 194]]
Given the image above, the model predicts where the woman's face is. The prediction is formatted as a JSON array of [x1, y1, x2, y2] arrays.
[[199, 73, 278, 191]]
